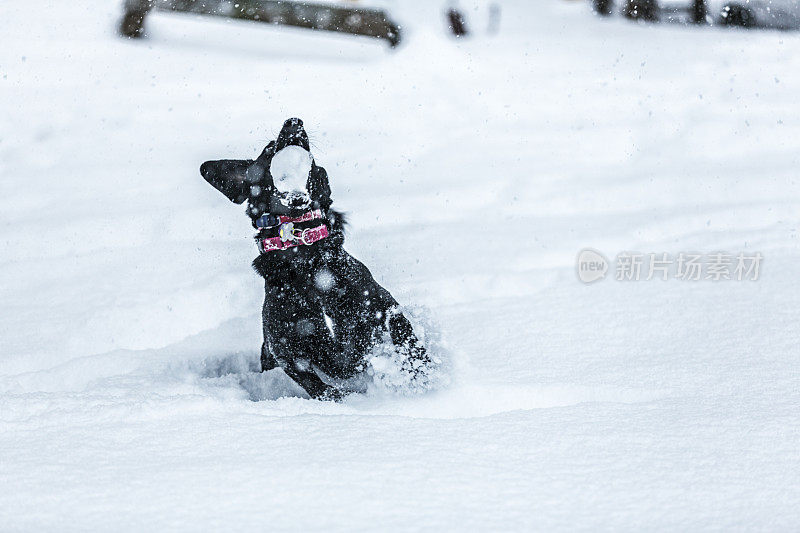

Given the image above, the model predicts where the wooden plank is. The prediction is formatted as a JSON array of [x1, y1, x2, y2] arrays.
[[120, 0, 401, 47]]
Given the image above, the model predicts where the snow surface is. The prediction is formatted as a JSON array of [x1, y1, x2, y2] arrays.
[[1, 0, 800, 530]]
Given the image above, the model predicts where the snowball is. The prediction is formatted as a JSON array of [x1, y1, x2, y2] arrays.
[[270, 146, 312, 194]]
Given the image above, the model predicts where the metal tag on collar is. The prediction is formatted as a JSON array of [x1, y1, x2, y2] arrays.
[[299, 228, 313, 245], [279, 222, 296, 242], [256, 213, 280, 229]]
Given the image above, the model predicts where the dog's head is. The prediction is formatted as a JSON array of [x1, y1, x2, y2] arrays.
[[201, 118, 332, 222]]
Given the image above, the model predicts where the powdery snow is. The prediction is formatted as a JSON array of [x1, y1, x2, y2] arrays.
[[1, 0, 799, 530], [269, 145, 313, 195]]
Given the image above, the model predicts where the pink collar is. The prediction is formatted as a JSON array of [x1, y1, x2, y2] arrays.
[[256, 209, 329, 253], [257, 209, 324, 228]]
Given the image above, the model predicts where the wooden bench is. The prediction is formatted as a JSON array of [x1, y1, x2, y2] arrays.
[[119, 0, 401, 47]]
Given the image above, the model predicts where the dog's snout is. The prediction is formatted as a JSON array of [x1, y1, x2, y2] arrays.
[[276, 117, 310, 151], [283, 118, 303, 130], [280, 119, 304, 140]]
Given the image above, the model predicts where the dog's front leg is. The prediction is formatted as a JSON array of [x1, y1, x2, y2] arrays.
[[325, 249, 429, 367], [385, 308, 429, 364], [262, 281, 342, 400], [278, 356, 341, 401]]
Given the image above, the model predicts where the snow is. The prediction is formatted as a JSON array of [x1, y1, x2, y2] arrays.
[[1, 0, 800, 530], [269, 145, 312, 196]]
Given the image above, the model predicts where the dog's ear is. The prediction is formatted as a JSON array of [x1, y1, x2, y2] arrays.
[[254, 141, 276, 168], [308, 162, 332, 210], [242, 141, 277, 188], [200, 159, 252, 204]]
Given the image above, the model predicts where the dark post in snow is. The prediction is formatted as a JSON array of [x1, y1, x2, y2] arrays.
[[487, 3, 501, 34], [446, 8, 468, 37], [623, 0, 659, 21], [691, 0, 707, 23], [119, 0, 402, 47], [593, 0, 613, 16]]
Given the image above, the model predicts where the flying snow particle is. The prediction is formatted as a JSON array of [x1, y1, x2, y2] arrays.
[[314, 268, 335, 291]]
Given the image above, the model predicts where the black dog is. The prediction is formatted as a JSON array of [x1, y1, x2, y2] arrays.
[[201, 118, 428, 400]]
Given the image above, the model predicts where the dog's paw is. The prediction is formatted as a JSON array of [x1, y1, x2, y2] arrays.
[[368, 341, 442, 396], [368, 305, 450, 396]]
